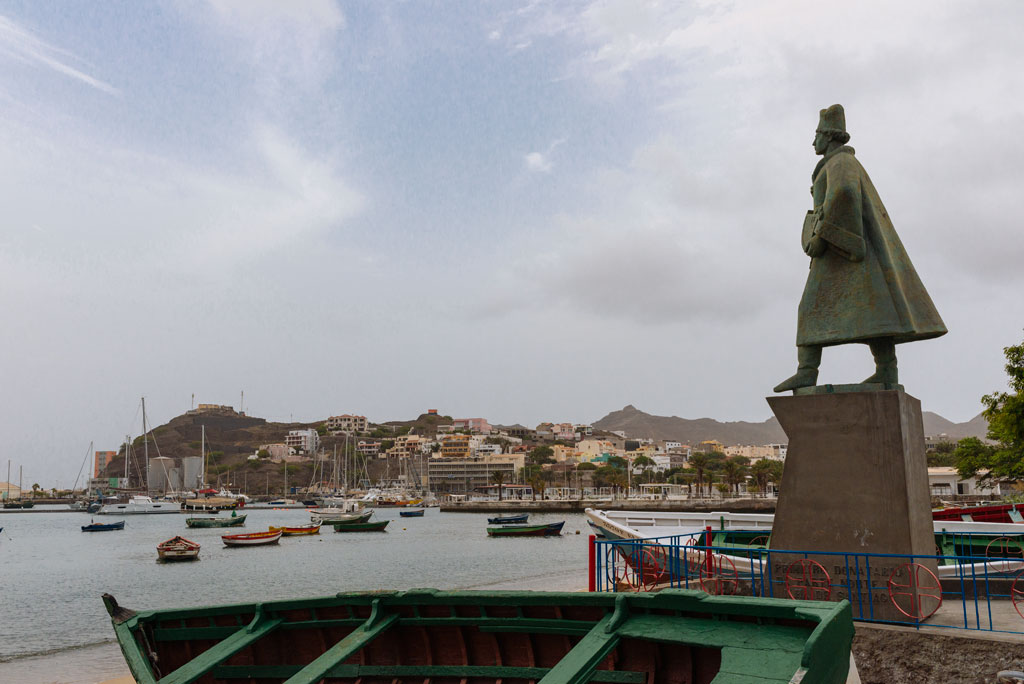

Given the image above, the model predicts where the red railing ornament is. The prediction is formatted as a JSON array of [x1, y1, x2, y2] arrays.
[[639, 544, 670, 591], [785, 558, 832, 601], [699, 553, 738, 595], [887, 562, 942, 620], [1012, 569, 1024, 620]]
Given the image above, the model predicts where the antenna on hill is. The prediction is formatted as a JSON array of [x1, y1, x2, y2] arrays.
[[240, 390, 244, 415], [191, 393, 194, 410]]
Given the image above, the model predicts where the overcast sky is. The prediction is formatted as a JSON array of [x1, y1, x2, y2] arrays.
[[3, 1, 1022, 488]]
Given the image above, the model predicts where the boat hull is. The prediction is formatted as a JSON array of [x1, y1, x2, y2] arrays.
[[103, 588, 854, 684], [82, 521, 126, 532], [221, 530, 282, 546], [185, 514, 246, 528], [488, 514, 528, 524], [486, 521, 564, 537], [332, 520, 389, 532], [399, 509, 425, 517], [268, 524, 321, 536], [157, 536, 201, 561], [314, 510, 373, 525]]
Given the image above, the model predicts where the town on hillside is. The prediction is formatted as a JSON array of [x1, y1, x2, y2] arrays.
[[19, 402, 999, 506]]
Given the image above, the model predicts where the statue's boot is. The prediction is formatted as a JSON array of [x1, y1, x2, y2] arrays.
[[773, 346, 821, 393], [862, 339, 898, 384]]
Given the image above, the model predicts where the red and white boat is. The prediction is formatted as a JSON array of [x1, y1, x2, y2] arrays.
[[221, 529, 282, 547], [157, 536, 201, 561]]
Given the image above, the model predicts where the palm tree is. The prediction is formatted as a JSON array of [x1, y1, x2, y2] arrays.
[[688, 453, 710, 497], [722, 460, 748, 495], [491, 471, 505, 501], [750, 459, 773, 495]]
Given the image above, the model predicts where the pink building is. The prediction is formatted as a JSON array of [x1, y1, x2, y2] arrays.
[[452, 418, 492, 434]]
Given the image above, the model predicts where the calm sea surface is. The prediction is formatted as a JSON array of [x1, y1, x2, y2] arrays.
[[0, 506, 590, 684]]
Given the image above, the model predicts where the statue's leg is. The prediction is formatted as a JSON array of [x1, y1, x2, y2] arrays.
[[773, 345, 821, 393], [862, 338, 898, 385]]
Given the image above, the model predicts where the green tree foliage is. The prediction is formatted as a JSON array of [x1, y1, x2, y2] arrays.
[[606, 455, 627, 470], [490, 470, 505, 501], [722, 459, 748, 494], [688, 453, 711, 497], [576, 462, 598, 471], [956, 334, 1024, 484], [527, 446, 555, 465]]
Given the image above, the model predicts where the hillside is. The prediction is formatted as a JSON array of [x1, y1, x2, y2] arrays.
[[593, 404, 988, 444]]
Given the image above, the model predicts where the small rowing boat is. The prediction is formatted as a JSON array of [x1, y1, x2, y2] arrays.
[[157, 536, 200, 561], [333, 520, 389, 533], [487, 513, 528, 524], [314, 509, 373, 525], [399, 509, 424, 518], [82, 520, 125, 532], [185, 513, 246, 528], [221, 530, 282, 547], [268, 523, 321, 536], [486, 521, 564, 537]]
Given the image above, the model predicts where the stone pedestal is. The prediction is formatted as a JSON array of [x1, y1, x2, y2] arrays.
[[767, 389, 938, 621]]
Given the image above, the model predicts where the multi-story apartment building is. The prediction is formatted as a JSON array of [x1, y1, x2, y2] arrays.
[[427, 454, 526, 495], [439, 434, 472, 458], [285, 429, 320, 454], [452, 418, 492, 434], [356, 440, 381, 457], [94, 450, 117, 477], [551, 444, 581, 462], [576, 439, 620, 463], [257, 443, 297, 462], [386, 435, 430, 459], [326, 414, 368, 433]]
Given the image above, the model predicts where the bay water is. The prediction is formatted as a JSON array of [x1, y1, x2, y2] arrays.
[[0, 506, 590, 683]]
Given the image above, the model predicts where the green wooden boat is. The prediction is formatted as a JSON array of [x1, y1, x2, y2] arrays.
[[332, 519, 389, 532], [102, 588, 854, 684], [315, 510, 373, 525], [185, 514, 247, 528]]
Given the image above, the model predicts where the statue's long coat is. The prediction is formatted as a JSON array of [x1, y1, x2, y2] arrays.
[[797, 146, 947, 347]]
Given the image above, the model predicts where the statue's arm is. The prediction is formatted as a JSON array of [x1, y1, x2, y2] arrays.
[[816, 161, 866, 262]]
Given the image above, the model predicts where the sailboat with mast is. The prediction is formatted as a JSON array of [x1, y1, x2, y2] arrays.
[[97, 398, 179, 515]]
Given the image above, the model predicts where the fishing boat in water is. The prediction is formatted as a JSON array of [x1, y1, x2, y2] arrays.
[[933, 502, 1024, 524], [102, 587, 855, 684], [332, 520, 389, 532], [313, 509, 373, 525], [157, 536, 201, 561], [82, 520, 125, 532], [487, 513, 528, 524], [186, 513, 247, 528], [487, 521, 564, 537], [268, 523, 321, 536], [399, 509, 424, 518], [221, 530, 282, 547]]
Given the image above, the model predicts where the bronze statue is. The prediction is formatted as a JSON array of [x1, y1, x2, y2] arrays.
[[774, 105, 946, 393]]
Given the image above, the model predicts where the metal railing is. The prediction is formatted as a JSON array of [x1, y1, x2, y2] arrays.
[[589, 530, 1024, 635]]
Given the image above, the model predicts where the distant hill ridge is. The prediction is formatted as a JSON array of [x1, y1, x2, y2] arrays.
[[592, 404, 987, 445]]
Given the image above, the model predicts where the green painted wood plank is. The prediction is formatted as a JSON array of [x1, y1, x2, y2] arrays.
[[157, 616, 282, 684], [213, 664, 646, 683], [536, 613, 621, 684], [154, 626, 240, 642], [112, 620, 159, 684], [281, 611, 399, 684]]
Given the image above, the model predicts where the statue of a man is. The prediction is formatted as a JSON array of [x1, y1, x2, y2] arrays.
[[774, 105, 946, 392]]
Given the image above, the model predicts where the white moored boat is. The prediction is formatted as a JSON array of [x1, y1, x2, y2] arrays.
[[97, 495, 181, 515]]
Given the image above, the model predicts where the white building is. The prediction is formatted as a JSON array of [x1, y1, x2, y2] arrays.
[[285, 429, 320, 454], [928, 467, 1012, 497]]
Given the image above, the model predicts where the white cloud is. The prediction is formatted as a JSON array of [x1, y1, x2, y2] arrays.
[[198, 0, 346, 89], [524, 137, 567, 173], [0, 14, 118, 95]]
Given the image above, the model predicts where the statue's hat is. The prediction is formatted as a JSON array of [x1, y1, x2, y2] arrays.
[[817, 104, 846, 134]]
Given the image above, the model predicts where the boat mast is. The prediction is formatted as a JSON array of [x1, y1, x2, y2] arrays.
[[6, 460, 9, 501], [142, 397, 149, 493], [200, 425, 206, 489]]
